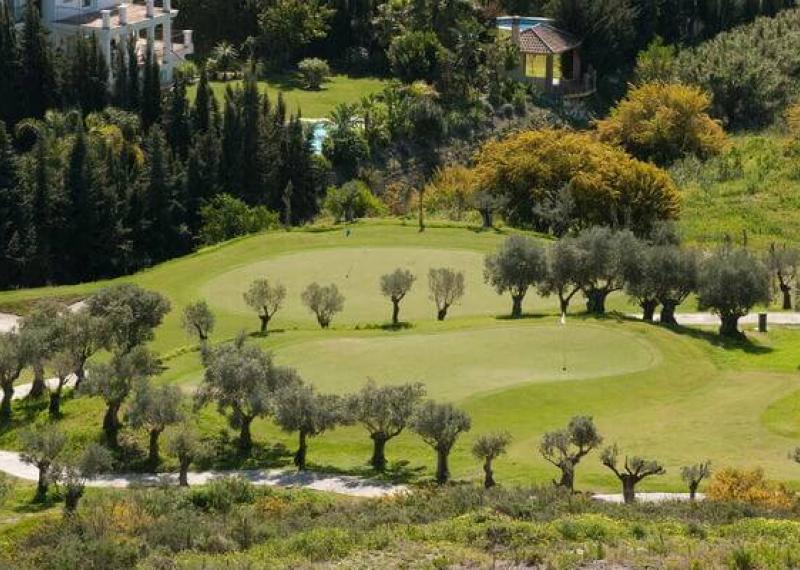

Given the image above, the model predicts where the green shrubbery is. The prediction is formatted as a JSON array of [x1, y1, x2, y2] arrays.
[[199, 194, 280, 245]]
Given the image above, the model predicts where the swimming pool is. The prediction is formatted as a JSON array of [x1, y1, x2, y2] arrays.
[[496, 16, 553, 31], [309, 121, 331, 154]]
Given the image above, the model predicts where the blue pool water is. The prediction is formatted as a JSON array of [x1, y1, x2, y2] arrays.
[[310, 122, 330, 154], [496, 16, 553, 31]]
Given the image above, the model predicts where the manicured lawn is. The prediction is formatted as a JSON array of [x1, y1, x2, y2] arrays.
[[1, 220, 799, 491], [187, 73, 389, 119]]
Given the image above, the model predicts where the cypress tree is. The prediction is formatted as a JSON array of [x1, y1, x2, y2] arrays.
[[0, 121, 23, 287], [220, 85, 242, 196], [192, 64, 214, 134], [126, 33, 140, 110], [185, 132, 221, 233], [282, 115, 318, 222], [163, 73, 191, 160], [240, 72, 264, 204], [0, 1, 19, 125], [140, 41, 161, 129], [18, 1, 59, 119], [63, 125, 94, 281]]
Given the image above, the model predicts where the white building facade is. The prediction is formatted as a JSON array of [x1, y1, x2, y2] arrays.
[[12, 0, 194, 85]]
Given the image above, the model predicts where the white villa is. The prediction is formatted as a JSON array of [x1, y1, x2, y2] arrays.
[[8, 0, 194, 84]]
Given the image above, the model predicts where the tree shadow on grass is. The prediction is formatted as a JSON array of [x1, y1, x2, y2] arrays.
[[494, 313, 548, 322], [197, 434, 294, 471], [662, 323, 773, 355], [306, 459, 425, 485], [263, 72, 311, 92], [357, 322, 415, 332]]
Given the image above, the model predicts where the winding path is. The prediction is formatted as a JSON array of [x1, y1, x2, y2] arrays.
[[0, 379, 404, 498], [628, 312, 800, 326]]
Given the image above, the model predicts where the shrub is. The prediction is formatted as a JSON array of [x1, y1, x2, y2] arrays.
[[706, 467, 797, 509], [189, 476, 257, 513], [198, 194, 279, 245], [297, 58, 331, 90], [323, 180, 386, 223], [388, 31, 447, 83], [595, 82, 727, 165], [472, 129, 680, 234]]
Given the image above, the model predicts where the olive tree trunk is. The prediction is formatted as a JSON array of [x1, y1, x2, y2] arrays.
[[436, 449, 450, 485], [689, 481, 699, 501], [586, 290, 607, 315], [259, 314, 270, 335], [64, 486, 83, 514], [641, 299, 657, 322], [1, 384, 14, 423], [622, 477, 636, 504], [391, 300, 400, 325], [370, 434, 388, 471], [483, 458, 495, 489], [294, 430, 308, 471], [780, 284, 792, 310], [557, 466, 575, 493], [660, 300, 679, 326], [103, 401, 122, 448], [179, 458, 191, 487], [238, 417, 254, 454], [480, 208, 493, 229], [48, 386, 63, 418], [35, 465, 49, 502], [148, 427, 163, 469], [510, 295, 524, 319], [437, 305, 449, 321], [29, 362, 46, 399], [719, 314, 742, 338]]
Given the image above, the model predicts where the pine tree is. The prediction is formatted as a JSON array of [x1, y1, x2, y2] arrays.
[[18, 1, 59, 119], [0, 1, 19, 125]]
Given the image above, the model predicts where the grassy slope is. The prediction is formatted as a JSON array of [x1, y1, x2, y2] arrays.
[[187, 73, 389, 119], [0, 221, 798, 491], [676, 132, 800, 248]]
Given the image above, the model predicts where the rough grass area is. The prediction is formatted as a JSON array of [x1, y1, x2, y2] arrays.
[[675, 132, 800, 248], [4, 483, 800, 569], [188, 73, 389, 118]]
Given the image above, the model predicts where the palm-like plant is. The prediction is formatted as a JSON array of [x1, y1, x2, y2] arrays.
[[209, 42, 240, 81]]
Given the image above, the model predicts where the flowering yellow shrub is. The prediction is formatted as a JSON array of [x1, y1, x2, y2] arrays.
[[595, 82, 727, 165], [706, 467, 797, 510]]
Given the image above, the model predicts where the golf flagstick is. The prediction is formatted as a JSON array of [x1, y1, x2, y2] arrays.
[[560, 311, 567, 372]]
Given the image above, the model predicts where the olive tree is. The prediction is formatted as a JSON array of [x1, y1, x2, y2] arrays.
[[20, 424, 66, 502], [653, 246, 698, 325], [681, 461, 711, 501], [600, 444, 665, 504], [126, 382, 184, 468], [428, 267, 465, 321], [274, 382, 342, 470], [0, 332, 27, 423], [539, 238, 583, 316], [60, 443, 113, 513], [87, 284, 171, 353], [484, 235, 548, 318], [539, 416, 603, 492], [301, 283, 345, 329], [697, 248, 771, 337], [766, 243, 798, 310], [19, 299, 65, 399], [59, 308, 106, 389], [572, 227, 641, 315], [82, 347, 160, 448], [412, 401, 471, 484], [48, 351, 79, 418], [471, 431, 512, 488], [346, 380, 426, 471], [196, 335, 300, 453], [380, 268, 416, 325], [166, 423, 204, 487], [243, 279, 287, 335], [181, 300, 215, 345]]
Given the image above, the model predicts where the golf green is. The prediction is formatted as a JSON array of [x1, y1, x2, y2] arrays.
[[273, 324, 661, 400]]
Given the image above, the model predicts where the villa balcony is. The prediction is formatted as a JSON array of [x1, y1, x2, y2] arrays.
[[55, 1, 173, 28]]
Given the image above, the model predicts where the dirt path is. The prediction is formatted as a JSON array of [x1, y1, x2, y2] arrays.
[[628, 312, 800, 326], [0, 378, 404, 498]]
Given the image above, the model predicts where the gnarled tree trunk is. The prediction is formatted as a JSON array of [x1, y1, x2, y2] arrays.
[[622, 477, 636, 504], [586, 290, 607, 315], [295, 430, 308, 471], [238, 417, 254, 454], [641, 299, 657, 322], [483, 458, 495, 489], [436, 449, 450, 485], [103, 401, 122, 448], [0, 384, 14, 423], [370, 434, 388, 471], [391, 300, 400, 325], [719, 314, 741, 338], [511, 295, 524, 319], [660, 300, 679, 326], [28, 362, 46, 399], [148, 427, 163, 469], [437, 306, 449, 321], [179, 458, 191, 486], [780, 284, 792, 310]]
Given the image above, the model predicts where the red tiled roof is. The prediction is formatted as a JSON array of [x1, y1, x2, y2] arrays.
[[518, 23, 581, 55]]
